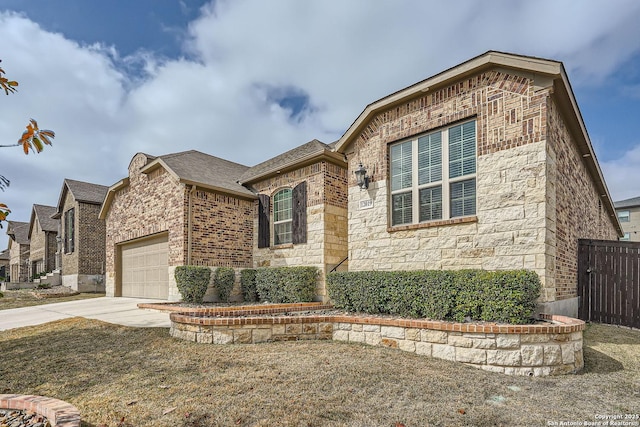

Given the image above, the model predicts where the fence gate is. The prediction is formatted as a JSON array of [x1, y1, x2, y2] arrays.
[[577, 239, 640, 329]]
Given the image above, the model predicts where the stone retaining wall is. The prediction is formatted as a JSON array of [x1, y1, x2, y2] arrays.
[[167, 304, 584, 376], [0, 394, 80, 427]]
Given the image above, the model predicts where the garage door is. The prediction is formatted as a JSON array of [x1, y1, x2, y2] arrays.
[[121, 234, 169, 299]]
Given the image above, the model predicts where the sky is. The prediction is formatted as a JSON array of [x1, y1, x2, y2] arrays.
[[1, 0, 640, 250]]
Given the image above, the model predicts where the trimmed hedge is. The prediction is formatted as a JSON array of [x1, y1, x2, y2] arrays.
[[327, 269, 540, 324], [175, 266, 211, 303], [214, 267, 236, 302], [240, 269, 258, 302], [255, 266, 319, 303]]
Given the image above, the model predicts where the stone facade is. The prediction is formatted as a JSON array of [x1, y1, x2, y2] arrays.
[[28, 222, 56, 275], [339, 60, 618, 316], [250, 161, 348, 300], [169, 304, 584, 377]]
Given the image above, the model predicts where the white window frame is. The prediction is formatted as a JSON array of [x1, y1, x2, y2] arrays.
[[389, 120, 477, 226], [618, 210, 630, 223], [273, 188, 293, 245], [620, 232, 631, 241]]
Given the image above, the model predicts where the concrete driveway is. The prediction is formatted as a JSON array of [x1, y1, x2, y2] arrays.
[[0, 297, 171, 331]]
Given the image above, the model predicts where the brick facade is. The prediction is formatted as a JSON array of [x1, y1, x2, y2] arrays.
[[8, 240, 29, 283], [339, 57, 618, 316], [104, 153, 255, 300], [59, 184, 108, 292]]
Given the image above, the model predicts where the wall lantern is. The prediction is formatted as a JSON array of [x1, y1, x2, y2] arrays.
[[354, 163, 369, 189]]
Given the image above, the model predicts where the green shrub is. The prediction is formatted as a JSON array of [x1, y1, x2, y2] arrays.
[[37, 283, 51, 290], [0, 291, 3, 298], [255, 267, 319, 303], [175, 266, 211, 303], [214, 267, 235, 302], [327, 269, 540, 324], [240, 269, 258, 302]]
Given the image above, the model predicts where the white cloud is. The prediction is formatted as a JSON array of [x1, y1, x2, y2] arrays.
[[601, 144, 640, 201], [2, 1, 640, 248]]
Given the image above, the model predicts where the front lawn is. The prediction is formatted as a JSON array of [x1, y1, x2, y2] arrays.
[[0, 320, 637, 426], [0, 289, 104, 310]]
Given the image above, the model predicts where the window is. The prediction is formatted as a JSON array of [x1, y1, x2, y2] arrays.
[[64, 208, 75, 253], [390, 120, 476, 226], [273, 189, 293, 245], [257, 182, 307, 248], [620, 232, 631, 241], [618, 211, 630, 223]]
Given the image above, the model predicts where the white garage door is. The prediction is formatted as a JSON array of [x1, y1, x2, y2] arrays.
[[121, 234, 169, 299]]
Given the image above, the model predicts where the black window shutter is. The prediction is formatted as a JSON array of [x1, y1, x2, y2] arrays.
[[292, 181, 307, 244], [258, 194, 270, 248]]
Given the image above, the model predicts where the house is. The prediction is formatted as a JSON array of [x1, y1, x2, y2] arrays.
[[0, 249, 9, 280], [52, 179, 109, 292], [6, 221, 30, 283], [99, 143, 348, 301], [100, 51, 620, 318], [238, 139, 348, 299], [334, 51, 621, 316], [99, 150, 256, 300], [27, 204, 59, 281], [614, 196, 640, 241]]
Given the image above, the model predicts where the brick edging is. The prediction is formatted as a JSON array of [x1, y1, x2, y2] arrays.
[[0, 394, 80, 427], [168, 304, 584, 334]]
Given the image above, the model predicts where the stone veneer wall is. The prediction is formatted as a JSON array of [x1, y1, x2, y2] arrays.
[[546, 97, 618, 302], [349, 140, 550, 294], [343, 68, 618, 311], [250, 161, 348, 300], [169, 306, 584, 377]]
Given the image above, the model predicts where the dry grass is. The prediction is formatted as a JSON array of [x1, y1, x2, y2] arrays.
[[0, 319, 638, 427], [0, 289, 104, 310]]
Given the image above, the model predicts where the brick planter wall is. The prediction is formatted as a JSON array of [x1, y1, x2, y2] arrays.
[[167, 304, 584, 376], [0, 394, 80, 427]]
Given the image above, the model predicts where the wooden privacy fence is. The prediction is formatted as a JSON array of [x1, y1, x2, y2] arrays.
[[577, 239, 640, 329]]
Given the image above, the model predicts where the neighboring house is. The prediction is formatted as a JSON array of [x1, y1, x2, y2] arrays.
[[0, 249, 9, 280], [99, 150, 256, 300], [52, 179, 109, 292], [614, 196, 640, 242], [334, 51, 621, 316], [238, 139, 348, 300], [27, 204, 59, 278], [6, 221, 30, 283]]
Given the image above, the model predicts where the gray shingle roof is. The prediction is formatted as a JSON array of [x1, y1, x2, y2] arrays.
[[614, 196, 640, 209], [0, 249, 9, 260], [239, 139, 332, 184], [7, 221, 30, 245], [65, 179, 109, 204], [155, 150, 254, 197], [32, 204, 58, 232]]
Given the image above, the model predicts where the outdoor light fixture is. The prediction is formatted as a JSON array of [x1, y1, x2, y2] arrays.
[[354, 163, 369, 189]]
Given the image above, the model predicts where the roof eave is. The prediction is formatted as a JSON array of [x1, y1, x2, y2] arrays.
[[335, 51, 562, 153], [98, 178, 130, 220], [240, 150, 346, 185], [180, 179, 257, 200], [553, 70, 623, 237]]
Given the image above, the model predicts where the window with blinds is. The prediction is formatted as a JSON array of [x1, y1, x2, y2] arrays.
[[390, 120, 476, 226]]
